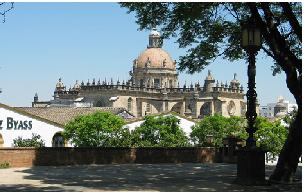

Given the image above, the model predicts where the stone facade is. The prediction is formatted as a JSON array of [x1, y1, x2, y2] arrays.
[[33, 29, 246, 119]]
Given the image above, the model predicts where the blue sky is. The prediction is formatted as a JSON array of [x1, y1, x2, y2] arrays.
[[0, 2, 296, 107]]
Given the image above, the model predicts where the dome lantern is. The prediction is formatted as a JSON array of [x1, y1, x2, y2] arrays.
[[148, 28, 161, 48]]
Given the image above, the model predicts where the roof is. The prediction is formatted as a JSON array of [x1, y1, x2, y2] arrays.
[[14, 107, 133, 126], [136, 48, 175, 70], [125, 111, 199, 124]]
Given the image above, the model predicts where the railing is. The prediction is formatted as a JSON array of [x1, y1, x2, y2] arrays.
[[55, 84, 244, 96]]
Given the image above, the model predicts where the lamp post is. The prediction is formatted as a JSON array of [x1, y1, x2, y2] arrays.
[[240, 16, 261, 148], [236, 16, 265, 185]]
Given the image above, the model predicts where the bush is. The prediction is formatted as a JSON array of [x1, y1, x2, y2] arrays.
[[254, 116, 288, 157], [13, 133, 45, 147], [0, 161, 10, 169], [190, 114, 288, 157], [131, 115, 190, 147], [63, 111, 131, 147], [190, 114, 247, 147]]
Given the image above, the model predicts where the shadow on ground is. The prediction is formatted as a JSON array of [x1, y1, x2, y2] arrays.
[[0, 163, 302, 192]]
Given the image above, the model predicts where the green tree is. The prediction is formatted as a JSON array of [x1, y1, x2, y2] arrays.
[[131, 115, 190, 147], [191, 115, 288, 158], [13, 133, 45, 147], [120, 2, 301, 182], [282, 108, 297, 126], [190, 115, 246, 147], [254, 117, 288, 158], [63, 111, 131, 147], [226, 116, 247, 140]]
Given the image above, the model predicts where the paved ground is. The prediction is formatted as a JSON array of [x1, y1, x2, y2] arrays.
[[0, 163, 302, 192]]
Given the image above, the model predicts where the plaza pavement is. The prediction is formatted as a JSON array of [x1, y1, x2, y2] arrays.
[[0, 163, 301, 192]]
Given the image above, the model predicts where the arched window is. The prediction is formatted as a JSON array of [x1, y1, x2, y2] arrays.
[[52, 132, 65, 147], [200, 102, 212, 118], [0, 133, 3, 147], [227, 101, 236, 116], [127, 97, 133, 112], [171, 102, 183, 114]]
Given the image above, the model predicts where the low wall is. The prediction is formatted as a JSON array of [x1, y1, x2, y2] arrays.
[[0, 147, 220, 167]]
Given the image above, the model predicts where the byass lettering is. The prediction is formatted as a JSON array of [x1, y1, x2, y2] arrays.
[[6, 117, 32, 130]]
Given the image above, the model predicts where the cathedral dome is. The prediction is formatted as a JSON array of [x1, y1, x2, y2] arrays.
[[136, 48, 176, 70]]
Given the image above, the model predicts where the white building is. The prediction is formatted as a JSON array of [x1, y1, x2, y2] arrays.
[[0, 101, 199, 147], [0, 103, 64, 147], [0, 103, 135, 147], [259, 96, 297, 118]]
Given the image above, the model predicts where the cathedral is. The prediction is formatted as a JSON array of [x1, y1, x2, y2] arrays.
[[32, 29, 246, 119]]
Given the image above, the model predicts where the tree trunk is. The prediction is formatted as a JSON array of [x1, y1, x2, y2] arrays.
[[248, 2, 302, 183], [269, 106, 302, 183]]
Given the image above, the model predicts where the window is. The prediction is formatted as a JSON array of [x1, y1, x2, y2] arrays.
[[200, 102, 211, 118], [169, 80, 173, 88], [140, 79, 144, 88], [146, 103, 151, 112], [227, 101, 236, 116], [154, 79, 160, 88], [127, 97, 132, 112], [52, 133, 65, 147]]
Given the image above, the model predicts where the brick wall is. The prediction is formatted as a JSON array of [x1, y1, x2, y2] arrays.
[[0, 147, 219, 167]]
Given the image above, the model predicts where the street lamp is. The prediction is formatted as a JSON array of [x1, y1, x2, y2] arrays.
[[236, 16, 265, 185], [241, 16, 261, 148]]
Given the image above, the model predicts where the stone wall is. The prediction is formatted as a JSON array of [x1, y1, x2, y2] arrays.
[[0, 147, 219, 167]]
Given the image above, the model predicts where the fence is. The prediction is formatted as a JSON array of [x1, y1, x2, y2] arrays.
[[0, 147, 219, 167]]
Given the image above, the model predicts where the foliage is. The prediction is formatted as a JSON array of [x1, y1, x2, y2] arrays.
[[254, 117, 288, 157], [131, 115, 190, 147], [191, 114, 288, 157], [121, 2, 301, 181], [13, 133, 45, 147], [190, 114, 247, 147], [120, 2, 301, 76], [0, 161, 10, 169], [63, 111, 131, 147], [0, 2, 14, 23], [282, 108, 298, 126]]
